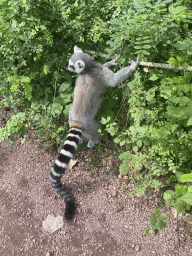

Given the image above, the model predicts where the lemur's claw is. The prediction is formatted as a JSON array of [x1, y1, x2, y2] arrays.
[[113, 54, 120, 61]]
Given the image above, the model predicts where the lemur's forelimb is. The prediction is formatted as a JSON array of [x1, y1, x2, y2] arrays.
[[103, 61, 139, 87]]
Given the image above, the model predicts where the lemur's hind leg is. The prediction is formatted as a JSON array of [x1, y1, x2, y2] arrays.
[[87, 121, 101, 148], [69, 106, 83, 144]]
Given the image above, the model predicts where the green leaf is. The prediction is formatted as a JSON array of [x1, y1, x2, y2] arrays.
[[146, 91, 155, 101], [114, 137, 120, 144], [133, 146, 138, 152], [163, 190, 175, 200], [169, 175, 177, 182], [59, 83, 71, 93], [134, 45, 142, 49], [180, 174, 192, 183], [142, 45, 152, 49], [177, 192, 192, 206], [187, 117, 192, 126], [149, 74, 159, 81], [175, 184, 187, 198], [167, 57, 177, 66], [175, 171, 184, 181], [119, 151, 132, 161], [12, 20, 17, 28], [143, 67, 149, 72], [19, 35, 28, 41], [150, 209, 167, 231], [158, 219, 166, 230], [119, 162, 130, 175], [97, 144, 104, 153], [101, 116, 111, 125], [107, 125, 118, 136], [136, 140, 142, 148], [120, 139, 126, 146], [126, 143, 132, 150], [63, 104, 71, 118], [52, 103, 63, 115], [141, 50, 150, 55], [175, 200, 187, 212], [57, 126, 65, 133], [43, 65, 49, 75], [168, 4, 186, 15]]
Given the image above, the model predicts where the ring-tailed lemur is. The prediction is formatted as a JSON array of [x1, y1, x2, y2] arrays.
[[49, 46, 138, 220]]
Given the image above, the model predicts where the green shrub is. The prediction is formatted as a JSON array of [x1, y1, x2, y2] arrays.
[[1, 0, 192, 233]]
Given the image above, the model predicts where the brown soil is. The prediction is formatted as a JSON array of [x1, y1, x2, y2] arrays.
[[0, 108, 191, 256]]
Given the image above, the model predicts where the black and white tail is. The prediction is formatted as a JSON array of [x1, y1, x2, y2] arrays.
[[49, 127, 83, 220]]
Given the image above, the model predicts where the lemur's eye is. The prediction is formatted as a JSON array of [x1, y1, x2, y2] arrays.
[[78, 62, 83, 68], [69, 65, 75, 70]]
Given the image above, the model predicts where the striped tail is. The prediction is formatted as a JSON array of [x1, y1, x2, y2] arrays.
[[49, 127, 83, 220]]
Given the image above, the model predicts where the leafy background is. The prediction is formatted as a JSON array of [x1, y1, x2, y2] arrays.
[[0, 0, 192, 234]]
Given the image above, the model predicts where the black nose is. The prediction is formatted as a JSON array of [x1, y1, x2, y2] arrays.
[[66, 66, 73, 73]]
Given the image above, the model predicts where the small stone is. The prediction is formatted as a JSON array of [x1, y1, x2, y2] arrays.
[[171, 207, 178, 218], [68, 159, 77, 169], [112, 190, 118, 197], [135, 245, 140, 251], [21, 138, 26, 144], [42, 214, 64, 234], [115, 205, 124, 213]]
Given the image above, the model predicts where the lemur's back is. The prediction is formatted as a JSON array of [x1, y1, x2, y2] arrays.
[[72, 67, 107, 121]]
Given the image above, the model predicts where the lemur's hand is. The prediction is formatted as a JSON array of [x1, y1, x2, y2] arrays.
[[113, 54, 120, 62], [108, 54, 121, 66], [130, 60, 139, 69], [108, 59, 118, 66]]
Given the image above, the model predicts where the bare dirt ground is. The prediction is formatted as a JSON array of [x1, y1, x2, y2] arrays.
[[0, 108, 191, 256]]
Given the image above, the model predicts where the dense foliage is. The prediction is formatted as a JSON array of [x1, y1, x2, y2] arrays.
[[0, 0, 192, 233]]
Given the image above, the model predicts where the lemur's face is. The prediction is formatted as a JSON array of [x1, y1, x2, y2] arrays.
[[67, 58, 85, 74], [66, 45, 94, 74], [66, 45, 85, 74]]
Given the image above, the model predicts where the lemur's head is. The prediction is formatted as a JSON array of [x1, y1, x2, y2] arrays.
[[66, 46, 95, 74]]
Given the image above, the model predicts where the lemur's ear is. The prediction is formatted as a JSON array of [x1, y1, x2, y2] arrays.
[[74, 46, 83, 54]]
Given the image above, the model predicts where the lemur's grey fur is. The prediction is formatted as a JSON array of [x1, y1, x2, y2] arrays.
[[49, 46, 138, 220]]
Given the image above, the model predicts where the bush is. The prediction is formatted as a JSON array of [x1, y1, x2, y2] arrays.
[[0, 0, 113, 146], [1, 0, 192, 232]]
